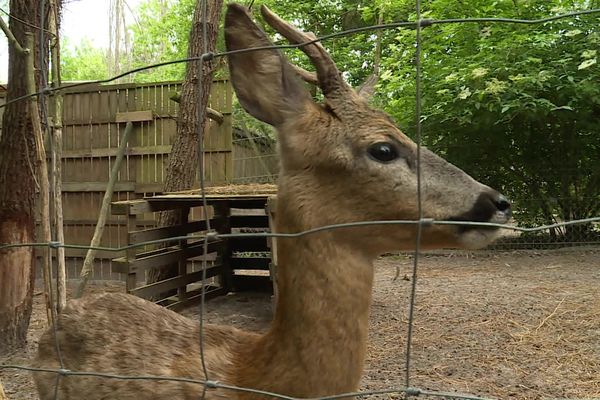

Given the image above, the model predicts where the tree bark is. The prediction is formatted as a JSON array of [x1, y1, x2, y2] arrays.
[[0, 0, 50, 355], [146, 0, 223, 295]]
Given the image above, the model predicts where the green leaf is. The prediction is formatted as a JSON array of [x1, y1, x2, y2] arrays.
[[564, 29, 582, 37], [578, 59, 597, 70], [457, 87, 472, 100], [551, 105, 573, 111]]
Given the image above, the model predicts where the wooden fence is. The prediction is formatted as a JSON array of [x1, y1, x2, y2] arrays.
[[0, 80, 237, 280]]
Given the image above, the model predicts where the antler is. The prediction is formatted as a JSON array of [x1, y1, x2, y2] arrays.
[[260, 5, 351, 99], [290, 63, 318, 85]]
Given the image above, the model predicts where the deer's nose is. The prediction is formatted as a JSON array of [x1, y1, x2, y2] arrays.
[[492, 193, 512, 218]]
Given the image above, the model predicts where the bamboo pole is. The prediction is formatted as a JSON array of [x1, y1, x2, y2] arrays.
[[75, 122, 133, 298], [48, 0, 67, 312]]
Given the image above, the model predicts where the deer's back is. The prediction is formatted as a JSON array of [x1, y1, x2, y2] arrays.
[[33, 292, 258, 400]]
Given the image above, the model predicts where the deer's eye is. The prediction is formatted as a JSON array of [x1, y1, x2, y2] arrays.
[[367, 142, 399, 163]]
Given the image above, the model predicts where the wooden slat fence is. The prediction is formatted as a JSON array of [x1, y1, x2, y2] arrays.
[[0, 80, 233, 280]]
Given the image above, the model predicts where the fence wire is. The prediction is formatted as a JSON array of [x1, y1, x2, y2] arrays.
[[0, 3, 599, 400]]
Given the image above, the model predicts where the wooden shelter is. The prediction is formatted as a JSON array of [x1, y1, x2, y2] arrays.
[[110, 184, 278, 308]]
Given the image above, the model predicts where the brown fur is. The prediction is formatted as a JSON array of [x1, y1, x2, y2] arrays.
[[33, 4, 510, 399]]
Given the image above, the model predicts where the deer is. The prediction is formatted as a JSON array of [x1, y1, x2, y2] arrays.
[[33, 4, 512, 400]]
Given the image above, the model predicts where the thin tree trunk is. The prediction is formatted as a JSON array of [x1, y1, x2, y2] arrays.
[[146, 0, 223, 296], [28, 31, 55, 326], [49, 0, 66, 312], [0, 0, 49, 355]]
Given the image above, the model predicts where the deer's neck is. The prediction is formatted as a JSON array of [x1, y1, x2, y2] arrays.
[[233, 223, 375, 397]]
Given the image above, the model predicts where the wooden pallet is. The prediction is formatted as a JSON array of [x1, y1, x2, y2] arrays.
[[110, 190, 276, 308]]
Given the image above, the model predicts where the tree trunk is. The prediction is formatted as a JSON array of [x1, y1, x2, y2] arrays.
[[0, 0, 50, 355], [146, 0, 223, 296]]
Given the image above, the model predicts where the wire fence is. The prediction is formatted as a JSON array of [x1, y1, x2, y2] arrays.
[[232, 129, 278, 184], [0, 2, 600, 400]]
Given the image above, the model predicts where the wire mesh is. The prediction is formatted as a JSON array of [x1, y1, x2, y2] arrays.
[[0, 3, 599, 400]]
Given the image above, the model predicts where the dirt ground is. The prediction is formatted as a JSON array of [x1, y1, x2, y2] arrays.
[[1, 250, 599, 400]]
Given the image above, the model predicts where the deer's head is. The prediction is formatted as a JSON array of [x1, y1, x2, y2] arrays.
[[225, 4, 511, 254]]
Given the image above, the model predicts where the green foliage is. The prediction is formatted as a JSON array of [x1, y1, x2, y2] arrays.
[[60, 38, 109, 81], [128, 0, 196, 82], [260, 0, 381, 85], [377, 0, 600, 240]]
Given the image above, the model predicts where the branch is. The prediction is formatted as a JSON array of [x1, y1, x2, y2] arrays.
[[169, 92, 224, 124], [0, 15, 27, 54], [75, 122, 134, 298], [206, 107, 224, 124]]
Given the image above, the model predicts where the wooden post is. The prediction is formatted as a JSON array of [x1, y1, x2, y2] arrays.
[[125, 211, 138, 293], [177, 208, 190, 302], [74, 122, 133, 298], [213, 202, 233, 293], [266, 196, 278, 313]]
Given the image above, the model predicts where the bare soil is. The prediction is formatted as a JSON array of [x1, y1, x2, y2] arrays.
[[1, 250, 599, 400]]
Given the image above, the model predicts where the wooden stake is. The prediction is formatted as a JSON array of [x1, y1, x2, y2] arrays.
[[75, 122, 133, 298]]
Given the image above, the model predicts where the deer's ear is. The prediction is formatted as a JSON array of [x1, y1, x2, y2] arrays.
[[224, 4, 310, 126], [356, 74, 378, 100]]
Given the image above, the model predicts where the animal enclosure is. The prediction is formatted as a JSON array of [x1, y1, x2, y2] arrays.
[[0, 2, 599, 400]]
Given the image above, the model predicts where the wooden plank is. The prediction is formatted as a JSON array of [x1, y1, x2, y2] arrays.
[[36, 218, 155, 226], [147, 197, 269, 211], [129, 216, 227, 244], [231, 256, 270, 270], [130, 266, 222, 299], [61, 113, 181, 127], [35, 248, 119, 260], [111, 199, 211, 215], [134, 183, 165, 194], [61, 145, 173, 159], [111, 199, 152, 215], [59, 79, 229, 96], [165, 285, 227, 311], [230, 237, 269, 252], [62, 181, 135, 192], [115, 110, 154, 123], [112, 240, 225, 273]]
